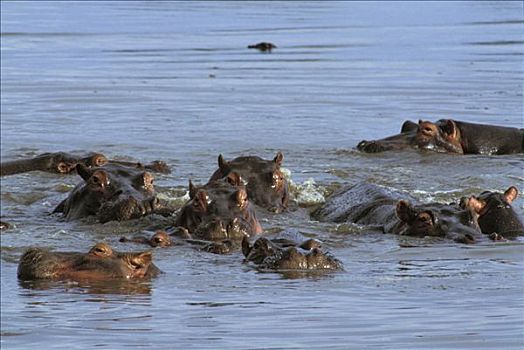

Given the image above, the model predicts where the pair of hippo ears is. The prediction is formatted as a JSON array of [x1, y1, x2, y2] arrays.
[[217, 151, 284, 170]]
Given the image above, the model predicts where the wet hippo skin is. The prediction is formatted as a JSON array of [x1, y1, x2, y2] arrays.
[[1, 152, 108, 176], [17, 242, 161, 281], [242, 236, 343, 271], [313, 182, 480, 243], [462, 186, 524, 238], [208, 152, 289, 213], [175, 172, 263, 243], [358, 119, 523, 155], [416, 119, 523, 155], [53, 163, 169, 223]]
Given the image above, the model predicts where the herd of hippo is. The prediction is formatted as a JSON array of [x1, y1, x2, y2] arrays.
[[2, 118, 523, 283]]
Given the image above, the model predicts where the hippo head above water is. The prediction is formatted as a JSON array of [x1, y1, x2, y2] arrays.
[[1, 151, 108, 176], [415, 120, 464, 154], [462, 186, 524, 238], [208, 152, 289, 213], [175, 172, 263, 241], [395, 200, 478, 243], [17, 242, 161, 281], [53, 163, 161, 223], [242, 236, 343, 271]]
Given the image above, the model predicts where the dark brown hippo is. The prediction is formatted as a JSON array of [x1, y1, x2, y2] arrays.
[[120, 230, 173, 247], [357, 121, 419, 153], [242, 236, 343, 271], [53, 163, 169, 223], [1, 151, 171, 176], [174, 172, 263, 244], [358, 119, 523, 155], [0, 221, 12, 230], [208, 152, 289, 213], [1, 151, 108, 176], [247, 42, 277, 51], [17, 242, 161, 281], [415, 119, 523, 155], [461, 186, 524, 239], [313, 182, 480, 244]]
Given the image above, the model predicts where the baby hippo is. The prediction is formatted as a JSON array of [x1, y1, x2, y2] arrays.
[[18, 243, 161, 281], [242, 236, 343, 271]]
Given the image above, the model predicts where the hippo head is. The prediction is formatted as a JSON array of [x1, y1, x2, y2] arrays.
[[54, 164, 160, 223], [415, 119, 464, 154], [209, 152, 289, 213], [148, 231, 173, 247], [242, 236, 343, 271], [175, 173, 263, 241], [463, 186, 524, 237], [17, 243, 160, 281], [40, 151, 108, 174], [396, 200, 445, 237]]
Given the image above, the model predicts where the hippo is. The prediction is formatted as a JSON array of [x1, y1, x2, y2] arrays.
[[0, 221, 12, 230], [174, 172, 263, 244], [17, 242, 161, 281], [415, 119, 523, 155], [1, 151, 108, 176], [53, 163, 169, 223], [120, 230, 173, 247], [461, 186, 524, 239], [242, 236, 343, 271], [358, 119, 523, 155], [357, 121, 420, 153], [312, 182, 480, 243], [208, 152, 289, 213], [248, 42, 277, 51], [1, 151, 172, 176]]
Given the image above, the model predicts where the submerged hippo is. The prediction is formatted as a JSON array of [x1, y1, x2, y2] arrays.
[[313, 182, 480, 243], [461, 186, 524, 238], [53, 163, 170, 223], [1, 151, 172, 176], [358, 119, 523, 155], [242, 236, 343, 271], [120, 230, 173, 247], [17, 242, 161, 281], [208, 152, 289, 213], [1, 151, 108, 176], [174, 172, 263, 243], [247, 42, 277, 51], [415, 119, 523, 155]]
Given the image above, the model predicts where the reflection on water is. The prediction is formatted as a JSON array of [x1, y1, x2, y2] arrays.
[[1, 1, 524, 349]]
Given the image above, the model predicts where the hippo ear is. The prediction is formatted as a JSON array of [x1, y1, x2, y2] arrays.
[[76, 164, 92, 181], [467, 196, 485, 214], [188, 179, 197, 199], [504, 186, 518, 204], [396, 200, 415, 223], [56, 161, 70, 174], [226, 171, 243, 187], [274, 151, 284, 166], [241, 236, 251, 257], [195, 190, 210, 211], [91, 153, 108, 167], [235, 189, 248, 209], [132, 251, 152, 267], [440, 120, 459, 140], [218, 154, 228, 172]]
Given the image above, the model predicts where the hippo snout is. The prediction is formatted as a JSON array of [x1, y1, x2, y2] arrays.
[[98, 195, 159, 223]]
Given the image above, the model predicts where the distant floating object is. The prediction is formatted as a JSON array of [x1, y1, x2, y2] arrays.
[[247, 42, 277, 52]]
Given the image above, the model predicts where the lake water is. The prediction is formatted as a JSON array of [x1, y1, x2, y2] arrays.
[[1, 1, 523, 349]]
